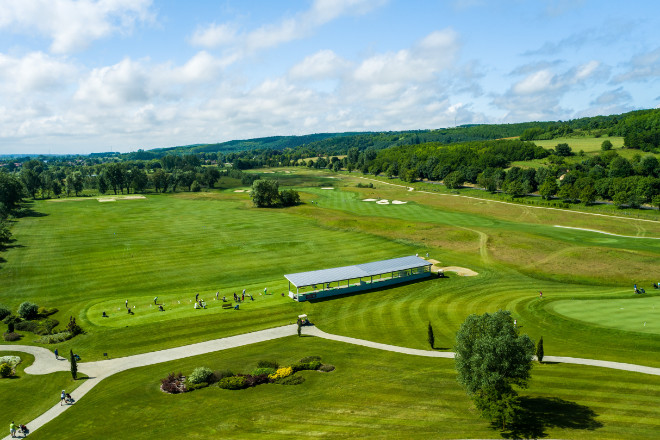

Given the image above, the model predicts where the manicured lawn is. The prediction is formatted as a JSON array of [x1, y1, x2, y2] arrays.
[[548, 296, 660, 334], [3, 168, 660, 438], [26, 337, 660, 440], [533, 136, 624, 152]]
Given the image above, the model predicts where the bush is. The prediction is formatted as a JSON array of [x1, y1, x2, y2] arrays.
[[3, 315, 21, 325], [34, 331, 72, 344], [242, 374, 271, 388], [212, 370, 234, 382], [218, 375, 246, 390], [3, 332, 21, 342], [0, 363, 12, 378], [299, 356, 321, 363], [279, 375, 305, 385], [37, 307, 58, 316], [186, 382, 208, 391], [251, 367, 276, 376], [17, 302, 39, 320], [66, 316, 83, 336], [0, 305, 10, 320], [161, 372, 186, 394], [292, 361, 321, 372], [188, 367, 213, 385], [15, 319, 59, 335], [14, 320, 39, 333], [269, 366, 293, 381], [0, 356, 20, 367], [257, 360, 278, 369], [190, 180, 202, 192], [7, 321, 14, 333], [319, 364, 335, 372]]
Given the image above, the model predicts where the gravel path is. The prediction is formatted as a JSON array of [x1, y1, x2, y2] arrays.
[[2, 323, 660, 439]]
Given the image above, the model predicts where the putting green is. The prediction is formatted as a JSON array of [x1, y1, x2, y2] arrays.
[[548, 296, 660, 334]]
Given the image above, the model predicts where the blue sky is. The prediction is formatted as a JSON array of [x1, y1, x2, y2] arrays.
[[0, 0, 659, 154]]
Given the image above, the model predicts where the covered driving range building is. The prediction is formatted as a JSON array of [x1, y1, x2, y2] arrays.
[[284, 255, 432, 302]]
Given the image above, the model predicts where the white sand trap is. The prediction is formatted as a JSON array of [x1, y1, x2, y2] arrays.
[[234, 189, 246, 193], [439, 266, 479, 276], [98, 198, 116, 202], [392, 200, 407, 204], [321, 187, 335, 190], [120, 195, 146, 200], [285, 171, 291, 173], [362, 198, 377, 202], [263, 171, 275, 173], [376, 200, 390, 205]]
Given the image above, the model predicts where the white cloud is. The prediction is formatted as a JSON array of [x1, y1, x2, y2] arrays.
[[75, 58, 150, 106], [613, 47, 660, 83], [289, 50, 351, 80], [0, 0, 154, 53], [189, 23, 237, 48], [0, 52, 77, 93]]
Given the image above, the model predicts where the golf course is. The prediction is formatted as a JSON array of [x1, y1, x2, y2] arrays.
[[1, 169, 660, 439]]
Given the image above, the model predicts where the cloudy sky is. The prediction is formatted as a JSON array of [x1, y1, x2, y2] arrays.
[[1, 0, 659, 154]]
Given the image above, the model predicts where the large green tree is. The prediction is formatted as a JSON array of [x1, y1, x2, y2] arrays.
[[455, 310, 535, 430], [0, 172, 25, 213], [251, 179, 280, 207]]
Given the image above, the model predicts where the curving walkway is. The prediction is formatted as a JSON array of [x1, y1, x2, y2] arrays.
[[2, 324, 660, 439]]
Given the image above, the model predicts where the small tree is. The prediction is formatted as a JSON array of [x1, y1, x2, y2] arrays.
[[17, 302, 39, 320], [70, 349, 77, 380], [7, 321, 14, 333], [601, 140, 613, 151], [66, 316, 83, 336], [427, 322, 435, 349], [0, 363, 12, 378], [297, 319, 302, 337], [536, 336, 544, 363]]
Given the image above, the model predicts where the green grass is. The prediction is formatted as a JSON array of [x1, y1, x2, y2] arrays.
[[3, 168, 660, 438], [533, 136, 624, 152], [25, 337, 660, 440], [549, 296, 660, 334], [0, 351, 83, 424]]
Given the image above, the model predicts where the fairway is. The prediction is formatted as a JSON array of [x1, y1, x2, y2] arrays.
[[533, 136, 624, 152], [549, 296, 660, 334], [3, 169, 660, 439]]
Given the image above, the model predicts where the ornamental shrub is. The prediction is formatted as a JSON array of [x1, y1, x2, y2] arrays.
[[17, 302, 39, 320], [0, 305, 10, 320], [269, 366, 293, 381], [188, 367, 213, 385], [186, 382, 208, 391], [3, 332, 21, 342], [257, 360, 278, 369], [7, 321, 14, 333], [251, 367, 276, 376], [161, 372, 186, 394], [212, 370, 233, 382], [299, 356, 321, 363], [242, 374, 271, 388], [0, 356, 20, 367], [3, 315, 21, 325], [0, 363, 12, 378], [291, 361, 321, 372], [35, 331, 72, 344], [218, 375, 246, 390], [319, 364, 335, 372]]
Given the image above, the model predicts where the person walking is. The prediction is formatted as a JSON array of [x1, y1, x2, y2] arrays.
[[264, 287, 267, 295], [10, 421, 17, 438], [154, 296, 158, 305], [195, 293, 199, 302], [242, 288, 246, 297], [215, 291, 219, 300], [125, 299, 128, 309], [60, 390, 66, 406], [54, 348, 59, 360], [241, 293, 245, 301]]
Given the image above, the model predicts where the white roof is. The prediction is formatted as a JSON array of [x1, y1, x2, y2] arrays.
[[284, 256, 431, 287]]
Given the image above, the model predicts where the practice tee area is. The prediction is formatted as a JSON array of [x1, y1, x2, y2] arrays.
[[284, 255, 432, 301]]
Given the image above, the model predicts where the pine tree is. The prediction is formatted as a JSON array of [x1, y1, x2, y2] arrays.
[[70, 349, 78, 380], [536, 337, 544, 363], [427, 322, 435, 349]]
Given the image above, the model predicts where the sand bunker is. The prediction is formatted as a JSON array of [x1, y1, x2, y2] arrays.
[[362, 198, 378, 202], [376, 200, 389, 205], [438, 266, 479, 276], [234, 189, 246, 193], [98, 198, 116, 202], [321, 187, 335, 190], [98, 195, 145, 202], [392, 200, 407, 204]]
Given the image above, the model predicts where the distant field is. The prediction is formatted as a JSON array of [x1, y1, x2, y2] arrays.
[[548, 296, 660, 335], [533, 136, 624, 152]]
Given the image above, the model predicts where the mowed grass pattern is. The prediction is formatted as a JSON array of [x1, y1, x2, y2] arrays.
[[25, 337, 660, 440]]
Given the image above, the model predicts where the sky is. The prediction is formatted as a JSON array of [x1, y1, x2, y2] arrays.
[[0, 0, 659, 155]]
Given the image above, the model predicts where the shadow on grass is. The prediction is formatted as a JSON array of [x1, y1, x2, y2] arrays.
[[14, 206, 48, 218], [502, 396, 602, 439]]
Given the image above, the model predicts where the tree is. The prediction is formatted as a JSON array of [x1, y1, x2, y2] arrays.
[[427, 322, 435, 349], [297, 318, 302, 337], [0, 172, 25, 213], [97, 173, 109, 195], [443, 171, 465, 189], [455, 310, 535, 429], [251, 179, 279, 207], [17, 301, 39, 320], [279, 189, 300, 206], [554, 143, 573, 157], [601, 140, 613, 151], [538, 178, 558, 200], [203, 167, 220, 188], [0, 220, 11, 249], [70, 349, 77, 380], [131, 169, 149, 193], [21, 169, 42, 199], [536, 337, 544, 363], [151, 169, 168, 193], [653, 194, 660, 210]]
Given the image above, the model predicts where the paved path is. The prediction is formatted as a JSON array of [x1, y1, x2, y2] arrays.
[[0, 325, 296, 439], [2, 324, 660, 439]]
